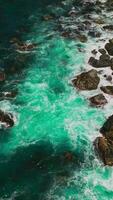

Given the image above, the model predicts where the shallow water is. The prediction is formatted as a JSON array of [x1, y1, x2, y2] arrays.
[[0, 0, 113, 199]]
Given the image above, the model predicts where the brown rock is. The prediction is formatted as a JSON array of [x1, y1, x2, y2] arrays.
[[98, 48, 106, 55], [89, 94, 107, 107], [100, 86, 113, 95], [72, 69, 100, 90]]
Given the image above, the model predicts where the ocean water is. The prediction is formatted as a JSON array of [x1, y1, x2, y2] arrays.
[[0, 0, 113, 199]]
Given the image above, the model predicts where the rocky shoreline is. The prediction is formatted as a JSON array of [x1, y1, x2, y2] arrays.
[[67, 0, 113, 166]]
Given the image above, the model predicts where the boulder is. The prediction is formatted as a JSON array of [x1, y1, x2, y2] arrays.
[[94, 136, 113, 165], [105, 40, 113, 56], [88, 54, 111, 68], [100, 115, 113, 138], [72, 69, 100, 90], [91, 49, 97, 55], [98, 48, 106, 55], [100, 86, 113, 95], [88, 57, 98, 67], [94, 115, 113, 165], [103, 25, 113, 31], [89, 94, 107, 107], [98, 54, 111, 67], [0, 90, 18, 100], [0, 110, 14, 128]]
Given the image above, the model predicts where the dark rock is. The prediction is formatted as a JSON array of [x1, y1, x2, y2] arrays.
[[0, 72, 5, 82], [16, 43, 38, 51], [77, 35, 88, 43], [100, 115, 113, 137], [103, 25, 113, 31], [91, 49, 97, 55], [100, 86, 113, 95], [98, 54, 111, 67], [94, 18, 105, 24], [88, 54, 111, 68], [0, 110, 14, 128], [88, 57, 98, 67], [105, 41, 113, 56], [94, 114, 113, 165], [94, 136, 113, 165], [0, 90, 18, 100], [42, 15, 53, 21], [61, 31, 70, 38], [106, 75, 112, 82], [72, 69, 100, 90], [98, 48, 106, 55], [89, 94, 107, 107], [110, 58, 113, 69], [88, 30, 101, 38]]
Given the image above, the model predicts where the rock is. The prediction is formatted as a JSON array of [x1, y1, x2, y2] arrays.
[[88, 30, 101, 38], [88, 57, 98, 67], [98, 48, 106, 55], [98, 54, 111, 67], [0, 110, 14, 128], [106, 75, 112, 82], [42, 15, 53, 21], [100, 115, 113, 138], [72, 69, 100, 90], [94, 136, 113, 165], [61, 31, 70, 38], [110, 58, 113, 69], [91, 49, 97, 55], [77, 35, 88, 43], [103, 25, 113, 31], [88, 54, 111, 68], [0, 90, 18, 100], [100, 86, 113, 95], [105, 41, 113, 56], [16, 43, 38, 51], [94, 18, 105, 24], [94, 114, 113, 165], [89, 94, 107, 107], [0, 72, 5, 82]]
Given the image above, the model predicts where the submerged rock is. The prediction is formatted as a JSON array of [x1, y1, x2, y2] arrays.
[[100, 86, 113, 95], [0, 110, 14, 128], [72, 69, 100, 90], [89, 94, 107, 107]]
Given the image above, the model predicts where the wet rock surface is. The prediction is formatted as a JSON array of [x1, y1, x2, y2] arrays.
[[105, 40, 113, 56], [89, 94, 107, 107], [72, 69, 100, 90], [94, 115, 113, 166], [0, 110, 14, 128], [88, 54, 111, 68], [100, 86, 113, 95]]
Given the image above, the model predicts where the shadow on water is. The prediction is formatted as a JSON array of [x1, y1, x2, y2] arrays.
[[0, 140, 85, 199]]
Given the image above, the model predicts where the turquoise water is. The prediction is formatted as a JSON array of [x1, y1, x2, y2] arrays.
[[0, 0, 113, 199]]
